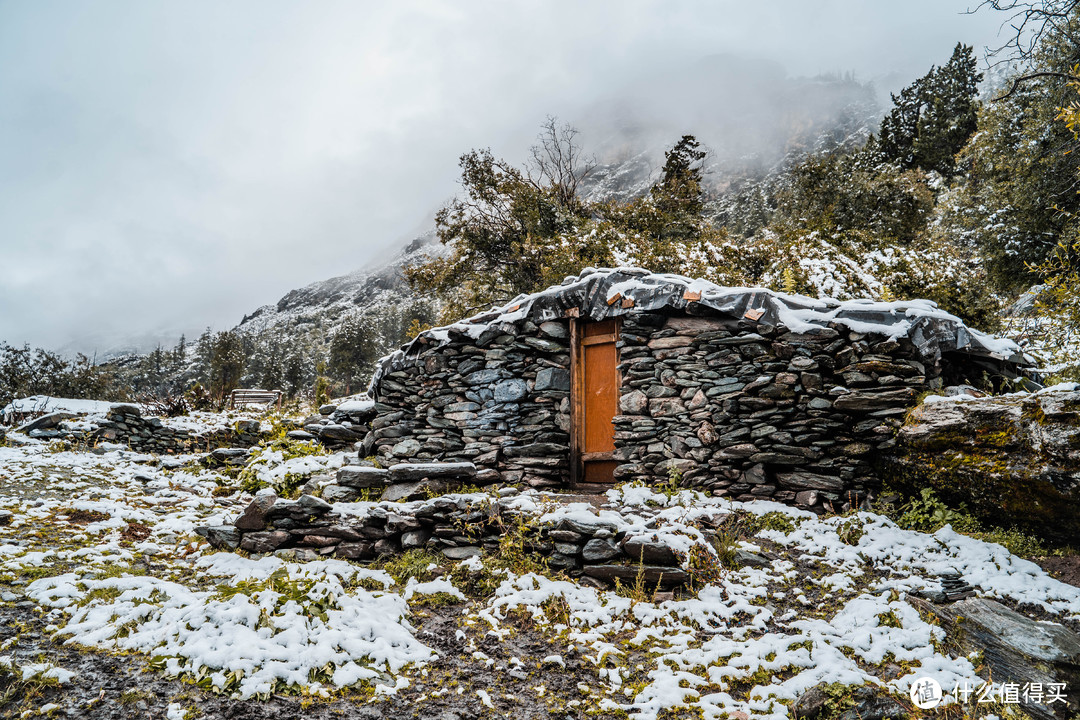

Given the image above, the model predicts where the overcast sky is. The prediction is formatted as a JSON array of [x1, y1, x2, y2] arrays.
[[0, 1, 1008, 354]]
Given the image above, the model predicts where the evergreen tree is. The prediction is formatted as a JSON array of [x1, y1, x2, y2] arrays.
[[652, 134, 707, 216], [877, 43, 983, 177]]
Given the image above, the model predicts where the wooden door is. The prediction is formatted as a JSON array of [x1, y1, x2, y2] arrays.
[[576, 319, 620, 484]]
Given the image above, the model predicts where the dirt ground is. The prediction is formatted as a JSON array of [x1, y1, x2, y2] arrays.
[[0, 598, 598, 720]]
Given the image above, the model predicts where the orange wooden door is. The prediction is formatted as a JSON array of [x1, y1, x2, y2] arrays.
[[580, 319, 619, 483]]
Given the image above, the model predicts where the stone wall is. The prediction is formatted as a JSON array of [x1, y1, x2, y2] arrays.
[[611, 313, 939, 511], [365, 307, 957, 513], [200, 481, 737, 588], [12, 404, 265, 454], [366, 320, 574, 489]]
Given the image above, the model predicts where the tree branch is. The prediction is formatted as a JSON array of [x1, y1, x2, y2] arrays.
[[992, 70, 1080, 100]]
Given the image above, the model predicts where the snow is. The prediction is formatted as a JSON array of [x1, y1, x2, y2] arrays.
[[372, 267, 1032, 392], [1, 396, 124, 423], [335, 398, 375, 413], [1, 438, 1078, 717]]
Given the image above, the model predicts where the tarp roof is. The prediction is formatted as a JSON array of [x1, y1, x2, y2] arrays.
[[372, 267, 1031, 389]]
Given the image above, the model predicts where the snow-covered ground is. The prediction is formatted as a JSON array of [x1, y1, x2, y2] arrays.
[[0, 432, 1076, 718]]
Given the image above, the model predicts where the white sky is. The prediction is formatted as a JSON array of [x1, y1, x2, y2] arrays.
[[0, 1, 1008, 353]]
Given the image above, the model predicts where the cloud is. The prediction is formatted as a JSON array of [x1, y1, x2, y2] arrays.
[[0, 0, 1005, 352]]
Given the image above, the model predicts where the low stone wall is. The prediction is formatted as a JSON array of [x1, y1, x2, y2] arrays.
[[199, 477, 745, 588], [886, 386, 1080, 542], [11, 404, 266, 454]]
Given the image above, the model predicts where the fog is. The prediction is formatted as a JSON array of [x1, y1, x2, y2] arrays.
[[0, 1, 1007, 354]]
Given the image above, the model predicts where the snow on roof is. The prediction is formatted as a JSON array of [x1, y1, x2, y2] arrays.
[[371, 267, 1032, 391]]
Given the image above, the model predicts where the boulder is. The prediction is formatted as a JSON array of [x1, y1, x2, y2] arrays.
[[887, 387, 1080, 542], [909, 596, 1080, 720]]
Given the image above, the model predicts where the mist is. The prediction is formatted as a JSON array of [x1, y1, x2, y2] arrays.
[[0, 1, 1007, 354]]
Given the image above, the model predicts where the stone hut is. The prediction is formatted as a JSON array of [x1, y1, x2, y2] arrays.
[[361, 267, 1029, 513]]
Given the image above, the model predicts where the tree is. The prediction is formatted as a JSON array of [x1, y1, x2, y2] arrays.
[[405, 117, 608, 321], [652, 134, 707, 216], [947, 14, 1080, 290], [876, 43, 983, 177]]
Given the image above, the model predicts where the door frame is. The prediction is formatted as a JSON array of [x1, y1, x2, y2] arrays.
[[569, 316, 621, 492]]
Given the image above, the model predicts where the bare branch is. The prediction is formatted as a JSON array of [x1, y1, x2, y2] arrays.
[[992, 70, 1080, 99]]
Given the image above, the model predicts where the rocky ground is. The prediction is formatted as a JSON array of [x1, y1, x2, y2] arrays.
[[0, 426, 1078, 720]]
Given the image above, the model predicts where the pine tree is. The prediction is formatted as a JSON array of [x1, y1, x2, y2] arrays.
[[653, 135, 707, 216], [877, 43, 982, 177]]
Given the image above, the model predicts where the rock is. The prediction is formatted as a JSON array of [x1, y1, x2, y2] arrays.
[[401, 529, 432, 549], [108, 404, 142, 418], [388, 462, 477, 482], [909, 596, 1080, 720], [373, 538, 399, 555], [295, 494, 333, 515], [493, 379, 528, 402], [210, 447, 249, 465], [391, 438, 422, 457], [0, 510, 11, 526], [240, 530, 291, 554], [794, 490, 819, 507], [777, 472, 845, 491], [235, 491, 277, 531], [381, 479, 448, 502], [337, 466, 390, 488], [832, 388, 917, 412], [442, 546, 482, 560], [648, 398, 686, 417], [557, 517, 618, 536], [620, 390, 649, 414], [538, 321, 568, 339], [319, 424, 365, 442], [582, 538, 620, 561], [234, 419, 261, 435], [195, 525, 240, 550], [734, 549, 769, 568], [621, 538, 678, 565], [335, 542, 375, 560], [286, 430, 316, 441], [582, 565, 689, 588], [838, 689, 908, 720], [890, 387, 1080, 543], [321, 485, 362, 503], [791, 683, 829, 720], [15, 412, 78, 433], [535, 367, 570, 391], [319, 404, 337, 415]]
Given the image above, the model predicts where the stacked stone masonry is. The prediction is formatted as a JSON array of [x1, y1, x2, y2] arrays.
[[362, 269, 1028, 514], [363, 311, 973, 513], [203, 485, 737, 588]]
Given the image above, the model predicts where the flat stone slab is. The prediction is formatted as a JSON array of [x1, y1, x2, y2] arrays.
[[388, 462, 477, 482], [582, 564, 689, 588], [337, 466, 389, 488]]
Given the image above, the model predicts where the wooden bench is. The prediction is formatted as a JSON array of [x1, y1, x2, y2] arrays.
[[228, 389, 283, 411]]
